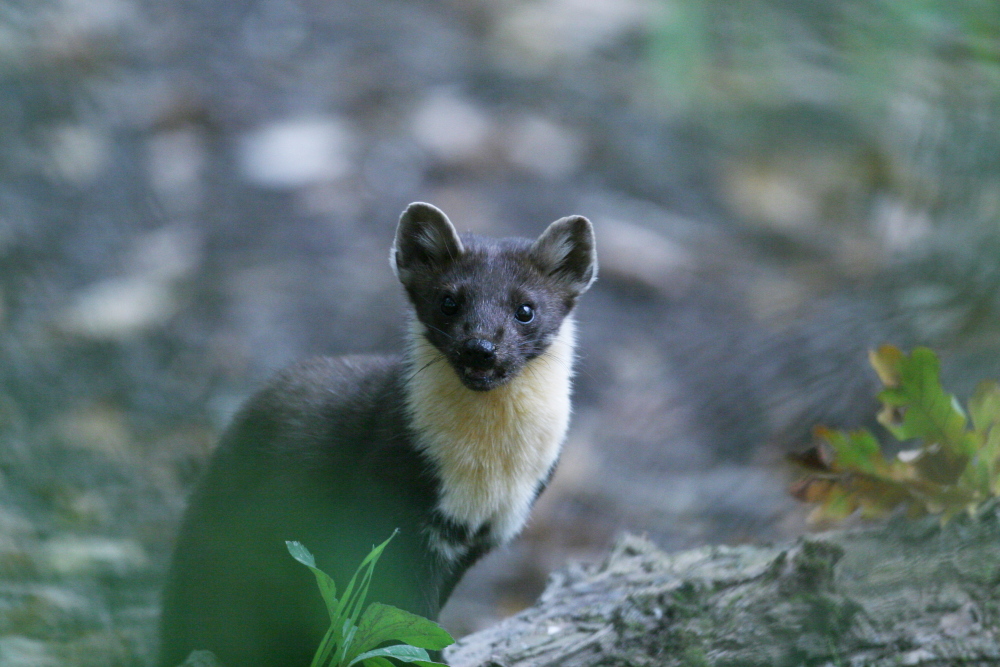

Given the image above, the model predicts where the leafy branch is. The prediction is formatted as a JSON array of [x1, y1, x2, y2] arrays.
[[791, 345, 1000, 523], [286, 531, 454, 667]]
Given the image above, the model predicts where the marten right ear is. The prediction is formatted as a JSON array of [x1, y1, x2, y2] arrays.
[[391, 202, 464, 285], [531, 214, 598, 298]]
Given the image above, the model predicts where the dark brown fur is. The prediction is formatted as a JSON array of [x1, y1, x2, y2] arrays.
[[159, 203, 596, 666]]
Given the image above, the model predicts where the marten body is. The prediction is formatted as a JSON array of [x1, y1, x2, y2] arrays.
[[159, 203, 597, 666]]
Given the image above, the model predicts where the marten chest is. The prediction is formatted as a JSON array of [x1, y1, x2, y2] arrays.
[[405, 319, 576, 556]]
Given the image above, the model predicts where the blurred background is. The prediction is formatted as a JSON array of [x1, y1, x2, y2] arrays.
[[1, 0, 1000, 664]]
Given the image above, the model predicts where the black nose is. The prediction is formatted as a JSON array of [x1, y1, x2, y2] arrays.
[[460, 338, 496, 368]]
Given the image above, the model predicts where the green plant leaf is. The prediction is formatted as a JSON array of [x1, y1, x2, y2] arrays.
[[361, 658, 395, 667], [876, 347, 967, 446], [348, 644, 436, 667], [329, 530, 398, 667], [821, 427, 886, 475], [285, 541, 346, 667], [286, 541, 339, 620], [346, 602, 454, 663], [363, 660, 446, 667], [290, 531, 451, 667], [312, 625, 341, 667], [335, 531, 398, 625]]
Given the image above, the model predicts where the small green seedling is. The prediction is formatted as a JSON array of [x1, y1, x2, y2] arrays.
[[286, 531, 454, 667], [791, 345, 1000, 523]]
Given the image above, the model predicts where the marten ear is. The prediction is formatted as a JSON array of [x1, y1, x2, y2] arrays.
[[391, 202, 464, 285], [531, 215, 598, 297]]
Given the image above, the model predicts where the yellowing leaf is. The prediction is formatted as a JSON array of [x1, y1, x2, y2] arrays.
[[969, 381, 1000, 434], [869, 345, 903, 388], [792, 346, 1000, 525]]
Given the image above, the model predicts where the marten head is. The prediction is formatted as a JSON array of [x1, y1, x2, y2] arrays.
[[391, 202, 597, 392]]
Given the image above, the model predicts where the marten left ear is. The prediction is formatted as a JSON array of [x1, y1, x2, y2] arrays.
[[392, 202, 465, 286], [531, 215, 598, 297]]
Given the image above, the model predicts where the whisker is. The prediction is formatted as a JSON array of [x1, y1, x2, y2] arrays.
[[525, 347, 595, 383], [563, 349, 596, 383], [570, 363, 597, 384], [405, 355, 446, 384], [422, 322, 455, 341]]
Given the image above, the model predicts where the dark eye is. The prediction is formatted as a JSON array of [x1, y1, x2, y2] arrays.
[[514, 304, 534, 323], [441, 295, 459, 316]]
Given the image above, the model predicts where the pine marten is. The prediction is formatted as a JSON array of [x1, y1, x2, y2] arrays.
[[159, 202, 597, 666]]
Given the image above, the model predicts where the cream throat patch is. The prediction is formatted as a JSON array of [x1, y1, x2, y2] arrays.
[[404, 317, 576, 546]]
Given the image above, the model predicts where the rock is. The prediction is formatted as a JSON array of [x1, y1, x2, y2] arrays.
[[0, 636, 58, 667], [179, 649, 223, 667], [447, 509, 1000, 667], [238, 117, 353, 189], [504, 116, 583, 180], [41, 536, 148, 577], [411, 92, 493, 164]]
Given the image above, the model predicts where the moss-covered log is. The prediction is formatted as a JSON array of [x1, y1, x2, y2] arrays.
[[447, 507, 1000, 667]]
